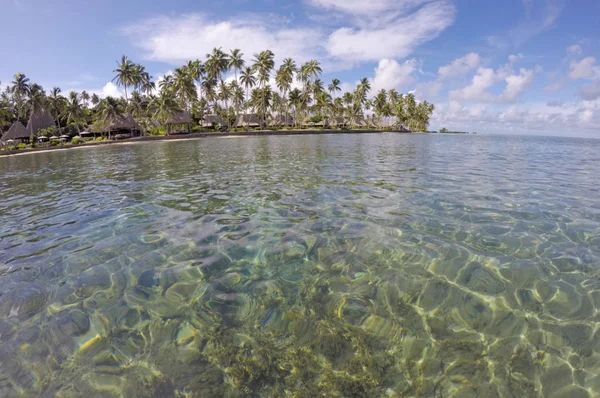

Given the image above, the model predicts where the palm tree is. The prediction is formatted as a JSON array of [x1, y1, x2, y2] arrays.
[[205, 48, 229, 82], [159, 75, 174, 94], [11, 73, 30, 120], [81, 90, 90, 108], [112, 55, 136, 102], [228, 49, 245, 122], [91, 93, 101, 107], [252, 50, 275, 126], [48, 87, 66, 131], [306, 60, 322, 82], [96, 97, 124, 138], [289, 88, 301, 128], [150, 91, 182, 128], [172, 66, 197, 111], [228, 49, 245, 82], [239, 67, 256, 112], [63, 91, 85, 134], [276, 58, 297, 119], [328, 79, 341, 101]]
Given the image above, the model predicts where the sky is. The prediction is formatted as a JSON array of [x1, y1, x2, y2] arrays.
[[0, 0, 599, 137]]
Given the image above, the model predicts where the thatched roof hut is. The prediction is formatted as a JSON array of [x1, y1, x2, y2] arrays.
[[108, 114, 141, 131], [315, 119, 329, 127], [166, 111, 193, 125], [235, 114, 261, 128], [270, 115, 294, 127], [331, 117, 346, 127], [27, 109, 55, 135], [2, 121, 30, 141], [166, 111, 193, 135], [202, 114, 226, 128]]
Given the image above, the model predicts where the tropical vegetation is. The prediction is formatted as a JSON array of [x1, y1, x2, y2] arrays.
[[0, 49, 436, 143]]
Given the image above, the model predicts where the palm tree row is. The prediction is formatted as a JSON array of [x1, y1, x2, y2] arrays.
[[1, 49, 435, 136]]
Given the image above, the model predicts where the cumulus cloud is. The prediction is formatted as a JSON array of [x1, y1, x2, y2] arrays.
[[414, 80, 443, 100], [123, 14, 327, 67], [100, 82, 124, 98], [306, 0, 432, 16], [438, 53, 481, 80], [569, 57, 598, 80], [123, 1, 455, 68], [567, 44, 582, 56], [370, 59, 418, 93], [449, 67, 499, 102], [580, 80, 600, 101], [326, 1, 455, 62], [501, 68, 534, 102], [449, 55, 534, 103], [432, 99, 600, 136]]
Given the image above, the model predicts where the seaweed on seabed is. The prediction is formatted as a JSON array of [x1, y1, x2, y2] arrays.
[[196, 314, 401, 397]]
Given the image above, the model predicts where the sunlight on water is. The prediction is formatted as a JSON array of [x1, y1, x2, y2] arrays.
[[1, 134, 600, 397]]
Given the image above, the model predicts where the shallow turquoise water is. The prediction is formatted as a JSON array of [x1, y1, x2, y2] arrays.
[[1, 134, 600, 397]]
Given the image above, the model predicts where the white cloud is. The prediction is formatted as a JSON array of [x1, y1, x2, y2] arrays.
[[569, 57, 598, 80], [432, 99, 600, 136], [94, 82, 124, 98], [370, 58, 418, 93], [326, 1, 455, 62], [438, 53, 480, 80], [544, 80, 564, 93], [414, 80, 443, 100], [508, 53, 524, 63], [448, 55, 534, 103], [501, 68, 534, 103], [123, 14, 327, 67], [581, 80, 600, 101], [567, 44, 583, 56], [547, 100, 564, 107], [306, 0, 431, 16], [449, 67, 499, 102]]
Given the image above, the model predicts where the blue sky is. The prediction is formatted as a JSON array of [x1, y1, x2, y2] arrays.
[[1, 0, 599, 136]]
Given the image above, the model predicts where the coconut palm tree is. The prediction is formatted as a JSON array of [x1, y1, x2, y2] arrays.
[[252, 50, 275, 126], [276, 58, 297, 119], [96, 97, 124, 138], [91, 93, 100, 107], [10, 73, 30, 120], [328, 78, 341, 101], [239, 67, 256, 112], [150, 91, 182, 127], [48, 87, 66, 131], [228, 49, 245, 82], [63, 91, 86, 134], [112, 55, 136, 102], [205, 48, 229, 82], [172, 66, 197, 111], [288, 88, 301, 128]]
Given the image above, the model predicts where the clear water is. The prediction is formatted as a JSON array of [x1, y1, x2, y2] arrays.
[[1, 134, 599, 397]]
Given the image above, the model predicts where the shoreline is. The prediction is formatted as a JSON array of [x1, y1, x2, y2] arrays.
[[0, 129, 410, 157]]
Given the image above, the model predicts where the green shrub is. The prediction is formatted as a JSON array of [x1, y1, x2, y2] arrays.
[[16, 143, 27, 150], [71, 137, 82, 145]]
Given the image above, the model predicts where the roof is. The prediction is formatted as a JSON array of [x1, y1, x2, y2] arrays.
[[203, 114, 226, 125], [235, 114, 261, 127], [108, 114, 141, 131], [27, 109, 55, 135], [2, 121, 30, 141], [270, 115, 294, 126], [166, 111, 193, 125]]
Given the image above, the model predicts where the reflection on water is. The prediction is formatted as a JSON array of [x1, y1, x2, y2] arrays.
[[1, 134, 600, 397]]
